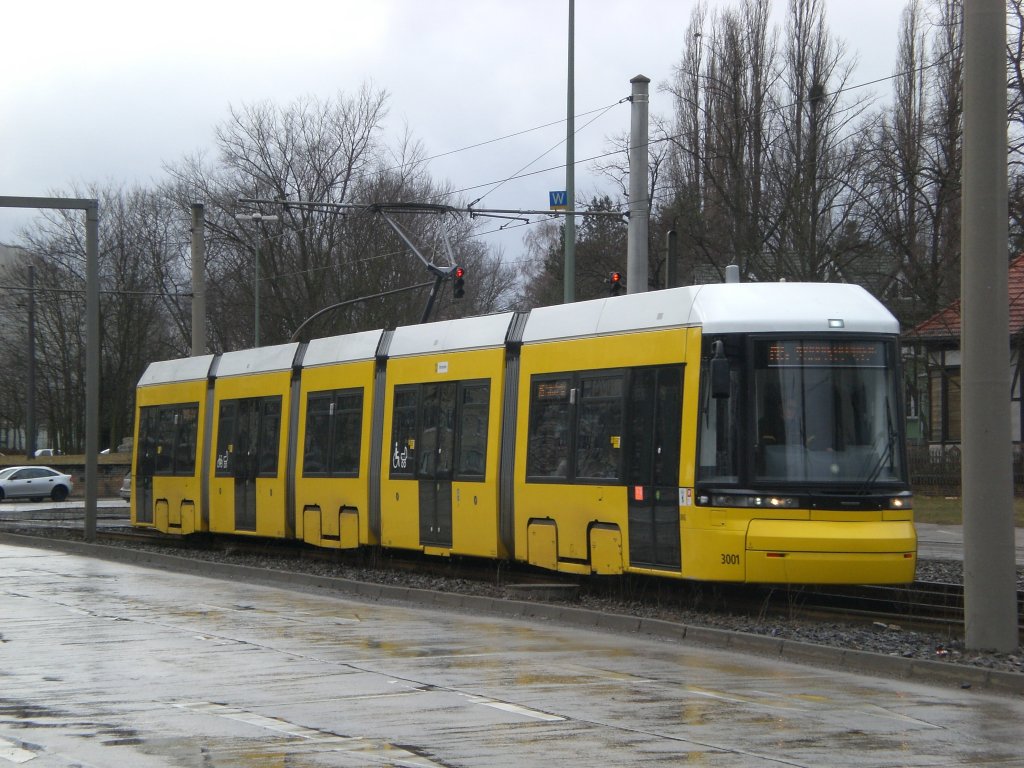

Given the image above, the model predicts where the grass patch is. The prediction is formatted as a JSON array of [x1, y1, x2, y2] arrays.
[[913, 494, 1024, 526]]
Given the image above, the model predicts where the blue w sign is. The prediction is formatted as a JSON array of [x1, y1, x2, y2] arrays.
[[549, 191, 568, 210]]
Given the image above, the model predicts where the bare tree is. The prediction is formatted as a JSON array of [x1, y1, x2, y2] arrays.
[[858, 0, 962, 325], [10, 185, 181, 451], [765, 0, 874, 281], [662, 0, 778, 282], [1005, 0, 1024, 252], [165, 86, 514, 347]]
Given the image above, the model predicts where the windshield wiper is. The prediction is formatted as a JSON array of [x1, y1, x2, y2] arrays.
[[858, 396, 897, 494]]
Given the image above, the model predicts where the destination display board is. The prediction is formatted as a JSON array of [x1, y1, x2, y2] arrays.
[[758, 339, 887, 367]]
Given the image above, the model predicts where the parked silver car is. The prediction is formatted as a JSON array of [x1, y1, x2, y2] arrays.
[[0, 466, 73, 502], [119, 473, 131, 501]]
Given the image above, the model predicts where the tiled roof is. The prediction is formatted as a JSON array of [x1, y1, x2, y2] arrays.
[[909, 254, 1024, 340]]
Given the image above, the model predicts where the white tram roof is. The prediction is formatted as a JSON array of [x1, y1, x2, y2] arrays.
[[216, 342, 301, 377], [138, 354, 216, 387], [302, 329, 384, 368], [388, 312, 516, 357], [521, 282, 897, 343]]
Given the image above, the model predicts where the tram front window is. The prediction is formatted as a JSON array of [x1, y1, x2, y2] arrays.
[[753, 339, 903, 484]]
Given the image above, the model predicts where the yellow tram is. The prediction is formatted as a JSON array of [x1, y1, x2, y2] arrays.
[[132, 281, 916, 584]]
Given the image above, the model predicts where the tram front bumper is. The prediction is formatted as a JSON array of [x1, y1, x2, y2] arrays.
[[744, 519, 917, 584]]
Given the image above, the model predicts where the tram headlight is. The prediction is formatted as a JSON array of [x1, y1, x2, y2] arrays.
[[887, 493, 913, 510], [709, 494, 798, 509]]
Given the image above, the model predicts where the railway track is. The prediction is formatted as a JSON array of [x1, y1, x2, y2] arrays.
[[2, 517, 1022, 642]]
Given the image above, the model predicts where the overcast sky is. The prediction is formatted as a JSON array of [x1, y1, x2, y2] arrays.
[[1, 0, 908, 256]]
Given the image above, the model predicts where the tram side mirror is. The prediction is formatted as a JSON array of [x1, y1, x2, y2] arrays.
[[710, 341, 730, 399]]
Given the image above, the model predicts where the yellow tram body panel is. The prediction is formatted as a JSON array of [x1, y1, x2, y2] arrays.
[[132, 368, 210, 535], [380, 346, 506, 559], [294, 359, 377, 548], [208, 368, 292, 539], [520, 327, 690, 375], [514, 327, 694, 574]]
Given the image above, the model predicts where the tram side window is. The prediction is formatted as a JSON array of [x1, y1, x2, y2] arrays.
[[155, 407, 178, 474], [697, 359, 741, 483], [139, 403, 199, 477], [527, 378, 572, 479], [389, 380, 490, 481], [214, 396, 282, 477], [627, 366, 683, 488], [303, 395, 332, 475], [215, 401, 237, 476], [526, 371, 627, 483], [257, 398, 282, 475], [390, 387, 418, 478], [575, 376, 623, 480], [136, 406, 159, 477], [174, 405, 199, 475], [418, 383, 456, 479], [456, 383, 489, 479], [332, 392, 363, 475], [303, 389, 364, 477]]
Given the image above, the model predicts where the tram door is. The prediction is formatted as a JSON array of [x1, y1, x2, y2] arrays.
[[232, 399, 261, 531], [217, 396, 281, 533], [134, 407, 158, 524], [627, 366, 683, 570], [417, 382, 455, 547]]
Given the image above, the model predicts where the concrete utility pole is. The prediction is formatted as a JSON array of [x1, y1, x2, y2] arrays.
[[960, 0, 1018, 652], [563, 0, 576, 304], [191, 204, 206, 356], [627, 74, 650, 295]]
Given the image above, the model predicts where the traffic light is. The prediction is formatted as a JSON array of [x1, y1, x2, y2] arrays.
[[608, 270, 623, 296], [453, 266, 466, 299]]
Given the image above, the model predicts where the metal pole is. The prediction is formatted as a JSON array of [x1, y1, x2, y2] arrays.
[[961, 0, 1017, 652], [254, 237, 261, 347], [627, 75, 650, 294], [0, 196, 99, 540], [664, 230, 678, 290], [84, 203, 99, 542], [563, 0, 576, 304], [235, 213, 278, 348], [191, 204, 206, 356], [26, 265, 36, 459]]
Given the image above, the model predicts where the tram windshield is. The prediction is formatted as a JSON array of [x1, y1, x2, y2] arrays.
[[698, 337, 906, 487]]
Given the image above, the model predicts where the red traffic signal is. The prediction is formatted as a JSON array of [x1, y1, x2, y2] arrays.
[[608, 271, 623, 296], [453, 266, 466, 299]]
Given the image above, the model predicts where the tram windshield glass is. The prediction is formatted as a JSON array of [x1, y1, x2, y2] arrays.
[[752, 338, 903, 484], [697, 336, 906, 487]]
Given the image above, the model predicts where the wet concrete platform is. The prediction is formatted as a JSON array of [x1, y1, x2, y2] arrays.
[[1, 540, 1022, 767]]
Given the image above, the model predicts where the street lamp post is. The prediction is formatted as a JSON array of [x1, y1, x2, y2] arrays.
[[235, 212, 279, 347]]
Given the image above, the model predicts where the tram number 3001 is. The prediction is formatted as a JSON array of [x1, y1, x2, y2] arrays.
[[720, 553, 741, 566]]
